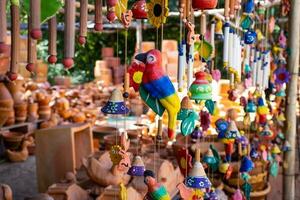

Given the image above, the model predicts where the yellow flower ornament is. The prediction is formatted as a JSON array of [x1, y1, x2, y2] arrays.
[[147, 0, 169, 28]]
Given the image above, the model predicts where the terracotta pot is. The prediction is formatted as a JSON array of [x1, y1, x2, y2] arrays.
[[0, 107, 10, 127], [4, 111, 15, 126], [37, 95, 51, 106], [28, 102, 38, 114], [38, 106, 51, 120], [1, 131, 24, 150], [192, 0, 218, 10], [0, 83, 13, 108], [6, 78, 25, 104], [14, 103, 28, 123]]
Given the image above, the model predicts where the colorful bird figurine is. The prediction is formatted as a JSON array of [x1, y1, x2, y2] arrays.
[[143, 170, 171, 200], [129, 49, 180, 140]]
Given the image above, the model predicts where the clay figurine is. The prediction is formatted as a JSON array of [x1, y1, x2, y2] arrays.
[[7, 137, 34, 162], [82, 132, 131, 186], [143, 170, 171, 200], [129, 49, 180, 140]]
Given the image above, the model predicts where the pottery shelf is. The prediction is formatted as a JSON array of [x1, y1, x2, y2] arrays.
[[0, 119, 44, 134]]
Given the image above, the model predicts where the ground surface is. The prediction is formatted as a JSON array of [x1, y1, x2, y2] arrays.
[[0, 155, 300, 200]]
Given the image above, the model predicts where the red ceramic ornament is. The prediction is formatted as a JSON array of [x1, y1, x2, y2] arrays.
[[192, 0, 218, 10], [48, 55, 57, 64], [131, 0, 147, 19]]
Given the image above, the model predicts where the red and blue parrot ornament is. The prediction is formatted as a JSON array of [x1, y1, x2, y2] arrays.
[[128, 49, 180, 140]]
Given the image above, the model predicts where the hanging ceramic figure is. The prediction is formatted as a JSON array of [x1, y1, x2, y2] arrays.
[[189, 71, 212, 103], [178, 96, 199, 136], [144, 170, 171, 200], [129, 49, 180, 140], [177, 149, 211, 200], [101, 89, 130, 115]]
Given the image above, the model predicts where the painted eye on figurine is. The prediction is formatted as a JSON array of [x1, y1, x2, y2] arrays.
[[146, 54, 156, 64]]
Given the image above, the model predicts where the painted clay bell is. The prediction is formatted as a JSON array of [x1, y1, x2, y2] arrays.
[[192, 0, 218, 10], [203, 149, 217, 166], [189, 71, 212, 102], [186, 161, 211, 189], [128, 156, 145, 176], [225, 121, 240, 140], [131, 0, 147, 19], [101, 89, 129, 114], [215, 119, 228, 139]]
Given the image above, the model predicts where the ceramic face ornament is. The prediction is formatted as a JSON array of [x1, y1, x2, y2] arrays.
[[244, 30, 257, 44]]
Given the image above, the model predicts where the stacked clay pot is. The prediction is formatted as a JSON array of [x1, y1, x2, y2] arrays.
[[0, 83, 14, 126], [36, 91, 52, 120], [6, 77, 28, 123], [27, 102, 39, 122]]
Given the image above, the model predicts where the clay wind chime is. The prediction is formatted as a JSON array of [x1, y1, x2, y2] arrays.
[[7, 0, 20, 81], [26, 0, 42, 73], [63, 0, 76, 69]]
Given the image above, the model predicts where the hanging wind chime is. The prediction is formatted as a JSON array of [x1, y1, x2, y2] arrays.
[[8, 0, 20, 81], [29, 0, 42, 40], [48, 16, 57, 64], [78, 0, 88, 45], [94, 0, 103, 31], [63, 0, 76, 69]]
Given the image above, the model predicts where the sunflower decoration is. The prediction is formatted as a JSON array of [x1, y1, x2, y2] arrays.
[[128, 61, 146, 91], [110, 145, 123, 165], [147, 0, 169, 28]]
